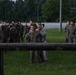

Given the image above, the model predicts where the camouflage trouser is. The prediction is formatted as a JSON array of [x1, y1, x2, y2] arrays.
[[75, 36, 76, 43], [43, 51, 48, 61], [43, 41, 48, 61], [20, 34, 24, 42], [30, 50, 44, 62], [15, 35, 20, 43], [9, 38, 15, 43], [65, 37, 69, 43], [68, 37, 76, 43], [30, 51, 35, 62]]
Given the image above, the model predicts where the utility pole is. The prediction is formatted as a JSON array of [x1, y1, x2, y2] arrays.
[[59, 0, 62, 32]]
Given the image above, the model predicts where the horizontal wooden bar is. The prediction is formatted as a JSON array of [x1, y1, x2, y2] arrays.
[[0, 43, 76, 75], [0, 43, 76, 51]]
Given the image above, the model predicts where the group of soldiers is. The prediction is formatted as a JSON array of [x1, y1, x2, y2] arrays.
[[26, 21, 48, 63], [65, 20, 76, 43], [0, 21, 26, 43], [1, 20, 76, 63], [0, 20, 48, 63]]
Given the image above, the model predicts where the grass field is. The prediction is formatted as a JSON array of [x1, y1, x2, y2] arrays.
[[4, 29, 76, 75]]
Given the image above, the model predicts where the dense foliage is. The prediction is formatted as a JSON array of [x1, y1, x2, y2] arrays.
[[0, 0, 76, 22]]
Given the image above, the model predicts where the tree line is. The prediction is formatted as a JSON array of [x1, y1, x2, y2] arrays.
[[0, 0, 76, 22]]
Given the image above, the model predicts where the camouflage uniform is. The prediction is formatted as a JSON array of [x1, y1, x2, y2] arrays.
[[14, 24, 20, 42], [37, 27, 48, 61], [19, 24, 24, 42], [26, 31, 43, 63], [65, 24, 69, 43], [1, 25, 9, 43], [8, 25, 16, 43], [0, 26, 2, 42], [67, 25, 76, 43], [23, 24, 29, 38]]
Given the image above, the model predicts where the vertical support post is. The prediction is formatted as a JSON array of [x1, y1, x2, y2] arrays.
[[59, 0, 62, 32], [0, 50, 4, 75]]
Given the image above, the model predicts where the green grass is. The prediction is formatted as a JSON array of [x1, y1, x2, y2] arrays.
[[4, 29, 76, 75], [46, 29, 65, 43]]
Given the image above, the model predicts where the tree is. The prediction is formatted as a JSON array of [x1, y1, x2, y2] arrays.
[[42, 0, 60, 22], [42, 0, 76, 22], [23, 0, 37, 21], [12, 0, 24, 21], [0, 0, 13, 21]]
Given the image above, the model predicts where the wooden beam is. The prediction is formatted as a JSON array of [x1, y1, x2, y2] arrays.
[[0, 43, 76, 51], [0, 43, 76, 75]]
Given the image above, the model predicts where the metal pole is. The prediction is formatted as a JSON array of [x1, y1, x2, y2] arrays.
[[59, 0, 62, 32], [0, 50, 4, 75]]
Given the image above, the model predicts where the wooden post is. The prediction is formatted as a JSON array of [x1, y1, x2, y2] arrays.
[[0, 50, 4, 75]]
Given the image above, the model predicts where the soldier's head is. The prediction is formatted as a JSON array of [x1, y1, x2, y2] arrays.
[[42, 24, 45, 28], [10, 23, 14, 27], [30, 25, 35, 31], [18, 21, 21, 25], [66, 21, 70, 25], [75, 22, 76, 26], [37, 23, 42, 30], [2, 21, 7, 26], [70, 21, 75, 26], [33, 23, 37, 29], [30, 20, 33, 25], [11, 21, 15, 25], [15, 22, 19, 26]]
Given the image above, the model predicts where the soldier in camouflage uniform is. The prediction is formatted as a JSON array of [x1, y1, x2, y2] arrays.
[[1, 21, 9, 43], [18, 22, 24, 42], [26, 25, 43, 63], [8, 23, 16, 43], [0, 26, 2, 42], [41, 24, 48, 62], [14, 22, 20, 42], [23, 23, 30, 38], [67, 21, 76, 43], [65, 21, 70, 43], [36, 23, 48, 62], [30, 20, 33, 26]]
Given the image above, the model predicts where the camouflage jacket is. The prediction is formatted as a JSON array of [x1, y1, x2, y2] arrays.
[[25, 31, 42, 43]]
